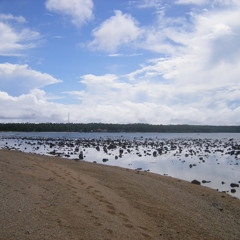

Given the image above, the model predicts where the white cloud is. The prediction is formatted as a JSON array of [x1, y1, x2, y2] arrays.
[[137, 0, 163, 8], [0, 63, 62, 96], [0, 18, 40, 56], [108, 53, 143, 57], [89, 10, 141, 53], [69, 1, 240, 125], [0, 90, 67, 122], [1, 1, 240, 125], [0, 13, 26, 23], [175, 0, 240, 6], [45, 0, 94, 27], [175, 0, 209, 4]]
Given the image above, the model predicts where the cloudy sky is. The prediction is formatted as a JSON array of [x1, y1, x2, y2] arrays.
[[0, 0, 240, 124]]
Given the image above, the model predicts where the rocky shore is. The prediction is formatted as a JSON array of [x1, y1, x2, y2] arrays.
[[1, 135, 240, 196], [0, 149, 240, 240]]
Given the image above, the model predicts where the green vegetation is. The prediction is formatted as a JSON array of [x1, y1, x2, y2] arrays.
[[0, 123, 240, 133]]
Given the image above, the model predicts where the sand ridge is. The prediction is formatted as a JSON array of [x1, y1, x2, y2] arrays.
[[0, 149, 240, 240]]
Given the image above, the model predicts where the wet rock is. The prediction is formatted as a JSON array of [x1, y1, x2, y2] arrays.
[[189, 164, 196, 168], [96, 146, 100, 151], [230, 183, 239, 188], [119, 149, 124, 155], [153, 151, 157, 157], [49, 143, 55, 148], [103, 146, 108, 153], [157, 148, 162, 155], [202, 180, 211, 184], [191, 180, 201, 185], [79, 151, 84, 160], [107, 144, 116, 150], [48, 150, 56, 155]]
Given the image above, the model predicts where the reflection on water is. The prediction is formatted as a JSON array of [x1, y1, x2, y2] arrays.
[[0, 132, 239, 199]]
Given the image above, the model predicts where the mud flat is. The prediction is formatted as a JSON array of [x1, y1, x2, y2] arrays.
[[0, 149, 240, 240]]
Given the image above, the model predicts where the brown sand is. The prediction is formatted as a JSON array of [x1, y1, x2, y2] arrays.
[[0, 149, 239, 240]]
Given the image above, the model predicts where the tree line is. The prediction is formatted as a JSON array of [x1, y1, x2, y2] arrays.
[[0, 123, 240, 133]]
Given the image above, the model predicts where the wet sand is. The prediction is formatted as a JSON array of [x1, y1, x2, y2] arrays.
[[0, 149, 240, 240]]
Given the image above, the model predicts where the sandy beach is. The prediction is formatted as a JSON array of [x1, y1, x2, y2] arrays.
[[0, 149, 239, 240]]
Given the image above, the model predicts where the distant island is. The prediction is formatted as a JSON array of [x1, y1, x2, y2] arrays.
[[0, 123, 240, 133]]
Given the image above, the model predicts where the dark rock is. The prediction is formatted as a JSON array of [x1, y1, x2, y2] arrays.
[[231, 189, 236, 193], [48, 150, 56, 155], [202, 180, 211, 184], [230, 183, 239, 188], [157, 148, 162, 154], [108, 144, 117, 150], [191, 180, 201, 185], [153, 151, 157, 157], [102, 158, 108, 162], [96, 146, 100, 151], [103, 147, 108, 153], [79, 151, 84, 160], [119, 149, 124, 155]]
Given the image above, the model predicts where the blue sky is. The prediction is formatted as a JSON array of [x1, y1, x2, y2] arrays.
[[0, 0, 240, 124]]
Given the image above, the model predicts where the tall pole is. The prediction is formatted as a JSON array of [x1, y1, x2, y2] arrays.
[[68, 112, 70, 133]]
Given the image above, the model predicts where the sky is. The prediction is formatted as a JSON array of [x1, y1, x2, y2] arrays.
[[0, 0, 240, 125]]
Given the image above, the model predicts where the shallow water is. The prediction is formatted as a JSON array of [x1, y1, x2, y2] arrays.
[[0, 132, 240, 198]]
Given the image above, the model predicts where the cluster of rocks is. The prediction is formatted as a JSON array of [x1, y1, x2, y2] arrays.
[[1, 135, 239, 197]]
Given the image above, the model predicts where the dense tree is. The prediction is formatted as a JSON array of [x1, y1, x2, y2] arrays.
[[0, 123, 240, 133]]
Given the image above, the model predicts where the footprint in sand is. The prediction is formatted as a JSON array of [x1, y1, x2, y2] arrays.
[[104, 228, 113, 234], [124, 224, 134, 229]]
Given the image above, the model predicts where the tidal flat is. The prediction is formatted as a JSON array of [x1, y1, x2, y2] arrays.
[[0, 132, 239, 198]]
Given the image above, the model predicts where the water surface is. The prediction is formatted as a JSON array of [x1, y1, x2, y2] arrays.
[[1, 132, 239, 198]]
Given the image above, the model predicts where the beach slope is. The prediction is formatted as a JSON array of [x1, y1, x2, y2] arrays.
[[0, 149, 239, 240]]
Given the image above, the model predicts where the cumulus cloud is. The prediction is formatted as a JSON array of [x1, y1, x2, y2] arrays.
[[45, 0, 94, 27], [0, 15, 39, 56], [89, 10, 141, 53], [0, 90, 67, 122], [1, 1, 240, 125], [0, 63, 62, 96], [67, 1, 240, 125]]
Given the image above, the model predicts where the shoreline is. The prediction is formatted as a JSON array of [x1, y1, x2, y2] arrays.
[[0, 149, 240, 239]]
